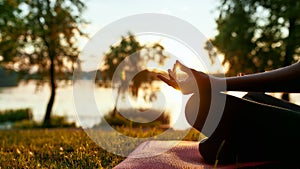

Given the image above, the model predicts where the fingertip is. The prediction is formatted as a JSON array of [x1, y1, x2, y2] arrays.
[[168, 69, 174, 75], [178, 61, 185, 67]]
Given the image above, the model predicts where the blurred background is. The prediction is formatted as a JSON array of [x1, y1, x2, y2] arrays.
[[0, 0, 299, 130]]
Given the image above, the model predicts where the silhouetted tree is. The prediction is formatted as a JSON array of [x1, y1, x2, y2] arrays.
[[101, 33, 169, 116], [0, 0, 24, 62], [0, 0, 87, 126], [212, 0, 300, 100]]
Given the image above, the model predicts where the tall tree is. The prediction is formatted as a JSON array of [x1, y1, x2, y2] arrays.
[[212, 0, 300, 100], [100, 33, 169, 117], [0, 0, 24, 62], [0, 0, 87, 126]]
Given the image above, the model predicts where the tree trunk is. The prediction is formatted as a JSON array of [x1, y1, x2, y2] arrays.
[[112, 86, 121, 117], [43, 55, 56, 127]]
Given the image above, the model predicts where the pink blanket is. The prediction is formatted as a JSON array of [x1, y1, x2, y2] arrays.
[[114, 141, 271, 169]]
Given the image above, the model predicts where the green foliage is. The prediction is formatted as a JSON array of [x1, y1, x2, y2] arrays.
[[100, 33, 170, 122], [0, 108, 75, 129], [13, 118, 75, 129], [0, 108, 32, 123], [101, 33, 169, 99], [0, 0, 24, 62], [101, 33, 142, 83], [212, 0, 300, 76], [40, 115, 76, 128], [0, 112, 75, 129], [0, 0, 87, 78], [13, 120, 40, 129], [0, 0, 87, 125], [102, 109, 170, 130]]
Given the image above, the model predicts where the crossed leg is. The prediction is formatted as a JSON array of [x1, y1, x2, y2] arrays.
[[186, 93, 300, 164]]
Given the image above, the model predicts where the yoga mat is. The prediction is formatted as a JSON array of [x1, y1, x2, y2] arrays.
[[114, 140, 271, 169]]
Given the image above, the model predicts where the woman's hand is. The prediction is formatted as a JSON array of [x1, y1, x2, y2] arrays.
[[157, 60, 211, 95], [158, 60, 216, 131]]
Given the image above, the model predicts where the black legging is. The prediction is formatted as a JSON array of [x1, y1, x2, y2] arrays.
[[186, 92, 300, 164]]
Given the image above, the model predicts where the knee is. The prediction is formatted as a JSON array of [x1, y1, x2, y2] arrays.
[[185, 94, 197, 125], [185, 94, 204, 131]]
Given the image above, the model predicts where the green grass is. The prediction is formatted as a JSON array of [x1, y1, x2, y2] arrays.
[[0, 128, 202, 168]]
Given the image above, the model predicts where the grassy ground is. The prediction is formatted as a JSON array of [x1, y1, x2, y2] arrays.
[[0, 128, 202, 169]]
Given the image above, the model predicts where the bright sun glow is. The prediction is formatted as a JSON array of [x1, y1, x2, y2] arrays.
[[138, 35, 210, 73], [159, 83, 191, 130], [84, 33, 226, 130]]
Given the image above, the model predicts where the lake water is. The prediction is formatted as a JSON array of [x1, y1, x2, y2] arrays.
[[0, 81, 190, 129], [1, 81, 299, 130]]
